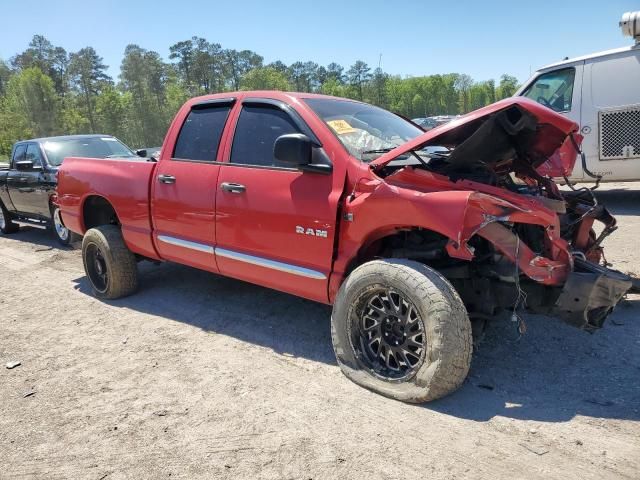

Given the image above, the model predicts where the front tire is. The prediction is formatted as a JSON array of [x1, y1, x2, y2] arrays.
[[0, 201, 19, 234], [82, 225, 138, 299], [51, 205, 80, 246], [331, 259, 472, 403]]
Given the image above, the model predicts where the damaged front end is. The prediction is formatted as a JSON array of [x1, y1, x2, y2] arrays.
[[373, 98, 634, 331]]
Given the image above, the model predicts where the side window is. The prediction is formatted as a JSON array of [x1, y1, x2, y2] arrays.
[[173, 105, 231, 161], [12, 144, 26, 168], [25, 144, 44, 166], [230, 105, 301, 167], [523, 67, 575, 113]]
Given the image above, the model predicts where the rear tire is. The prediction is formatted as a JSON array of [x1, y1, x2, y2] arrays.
[[331, 259, 472, 403], [51, 205, 80, 246], [82, 225, 138, 299], [0, 201, 19, 234]]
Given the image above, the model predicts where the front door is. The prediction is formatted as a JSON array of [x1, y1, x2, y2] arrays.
[[151, 101, 234, 272], [215, 101, 341, 302], [7, 143, 50, 217]]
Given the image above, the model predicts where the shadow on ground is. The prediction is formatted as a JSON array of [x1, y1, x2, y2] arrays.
[[72, 259, 640, 424], [2, 225, 69, 250]]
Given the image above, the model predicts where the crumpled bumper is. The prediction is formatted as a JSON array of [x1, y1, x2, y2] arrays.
[[551, 258, 632, 332]]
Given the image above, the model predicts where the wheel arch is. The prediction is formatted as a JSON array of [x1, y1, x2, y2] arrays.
[[345, 225, 452, 276], [329, 224, 456, 303], [81, 194, 121, 232]]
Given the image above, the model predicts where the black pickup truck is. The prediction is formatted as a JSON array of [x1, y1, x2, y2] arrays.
[[0, 135, 141, 245]]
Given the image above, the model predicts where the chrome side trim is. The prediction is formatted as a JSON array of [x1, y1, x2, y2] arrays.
[[215, 247, 326, 280], [157, 235, 214, 254]]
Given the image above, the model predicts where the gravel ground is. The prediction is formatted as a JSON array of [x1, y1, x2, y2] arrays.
[[1, 183, 639, 479]]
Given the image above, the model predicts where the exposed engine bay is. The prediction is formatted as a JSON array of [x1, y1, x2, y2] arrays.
[[368, 104, 635, 332]]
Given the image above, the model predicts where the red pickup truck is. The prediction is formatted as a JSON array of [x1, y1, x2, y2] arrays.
[[57, 92, 633, 402]]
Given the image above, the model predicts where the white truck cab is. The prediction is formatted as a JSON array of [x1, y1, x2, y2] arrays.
[[516, 11, 640, 183]]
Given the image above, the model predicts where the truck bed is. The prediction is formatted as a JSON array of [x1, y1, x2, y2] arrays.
[[57, 157, 159, 259]]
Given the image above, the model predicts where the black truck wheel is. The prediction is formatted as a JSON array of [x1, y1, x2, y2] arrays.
[[51, 205, 80, 246], [82, 225, 138, 299], [331, 259, 472, 403], [0, 201, 19, 234]]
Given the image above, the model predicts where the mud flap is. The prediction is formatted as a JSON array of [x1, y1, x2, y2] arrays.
[[553, 259, 632, 332]]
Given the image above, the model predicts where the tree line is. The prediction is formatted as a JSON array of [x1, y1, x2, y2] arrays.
[[0, 35, 520, 158]]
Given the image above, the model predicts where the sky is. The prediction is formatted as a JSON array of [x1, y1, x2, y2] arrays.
[[1, 0, 638, 83]]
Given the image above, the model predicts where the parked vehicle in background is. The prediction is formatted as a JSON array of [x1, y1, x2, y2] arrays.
[[57, 91, 635, 402], [516, 11, 640, 183], [411, 116, 458, 131], [136, 147, 161, 161], [0, 135, 142, 245]]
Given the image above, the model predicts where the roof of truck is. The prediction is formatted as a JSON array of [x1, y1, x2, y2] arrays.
[[537, 44, 639, 72], [15, 134, 115, 144]]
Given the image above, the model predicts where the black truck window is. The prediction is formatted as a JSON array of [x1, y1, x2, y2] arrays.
[[230, 105, 301, 167], [25, 144, 44, 167]]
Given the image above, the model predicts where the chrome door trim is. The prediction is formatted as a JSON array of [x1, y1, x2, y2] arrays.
[[215, 247, 326, 280], [157, 235, 214, 254]]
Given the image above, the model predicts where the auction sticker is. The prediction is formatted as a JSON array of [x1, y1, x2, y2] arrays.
[[327, 119, 356, 135]]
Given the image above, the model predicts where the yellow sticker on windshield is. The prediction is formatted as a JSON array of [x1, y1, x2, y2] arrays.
[[327, 119, 356, 135]]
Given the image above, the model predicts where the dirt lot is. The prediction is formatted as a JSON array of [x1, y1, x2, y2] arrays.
[[1, 183, 639, 479]]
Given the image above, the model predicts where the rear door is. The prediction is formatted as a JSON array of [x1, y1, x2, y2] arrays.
[[214, 99, 340, 302], [151, 98, 234, 272]]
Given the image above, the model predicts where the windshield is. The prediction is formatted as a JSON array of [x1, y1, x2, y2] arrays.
[[304, 98, 424, 162], [42, 137, 136, 166]]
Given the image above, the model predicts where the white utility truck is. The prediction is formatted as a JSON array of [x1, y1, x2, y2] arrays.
[[516, 11, 640, 183]]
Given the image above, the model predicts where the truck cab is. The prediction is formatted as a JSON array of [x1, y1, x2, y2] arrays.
[[516, 11, 640, 183]]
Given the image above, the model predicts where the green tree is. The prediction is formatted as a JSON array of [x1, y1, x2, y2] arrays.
[[240, 67, 290, 91], [11, 35, 68, 95], [68, 47, 111, 132], [497, 74, 519, 99], [4, 67, 58, 137], [224, 49, 263, 90], [346, 60, 371, 101], [95, 85, 128, 139]]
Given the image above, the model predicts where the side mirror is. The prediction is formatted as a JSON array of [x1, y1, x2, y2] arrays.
[[274, 134, 312, 166], [15, 160, 35, 171], [136, 149, 147, 158]]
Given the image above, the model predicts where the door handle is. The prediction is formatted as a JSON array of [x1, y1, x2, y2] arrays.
[[220, 182, 246, 194], [157, 174, 176, 184]]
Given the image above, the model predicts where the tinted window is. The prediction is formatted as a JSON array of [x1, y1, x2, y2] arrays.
[[523, 68, 575, 113], [230, 105, 301, 167], [12, 144, 26, 167], [25, 144, 44, 166], [42, 137, 136, 166], [173, 106, 231, 161]]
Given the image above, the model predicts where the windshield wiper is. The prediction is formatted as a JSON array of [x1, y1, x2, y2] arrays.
[[361, 148, 396, 155]]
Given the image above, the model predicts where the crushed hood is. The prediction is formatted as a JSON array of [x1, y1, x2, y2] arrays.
[[371, 98, 580, 177]]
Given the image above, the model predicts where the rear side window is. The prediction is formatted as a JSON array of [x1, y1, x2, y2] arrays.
[[12, 144, 26, 167], [173, 105, 231, 162], [230, 105, 301, 167]]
